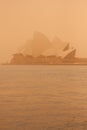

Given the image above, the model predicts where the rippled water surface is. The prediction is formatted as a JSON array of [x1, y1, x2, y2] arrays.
[[0, 65, 87, 130]]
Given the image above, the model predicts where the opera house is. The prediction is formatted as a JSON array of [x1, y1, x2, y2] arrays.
[[10, 32, 77, 65]]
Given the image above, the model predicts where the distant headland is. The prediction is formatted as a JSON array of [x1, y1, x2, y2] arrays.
[[4, 32, 87, 65]]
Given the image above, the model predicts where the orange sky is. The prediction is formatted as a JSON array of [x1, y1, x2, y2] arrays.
[[0, 0, 87, 63]]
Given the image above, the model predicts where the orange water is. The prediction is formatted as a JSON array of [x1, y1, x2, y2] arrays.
[[0, 65, 87, 130]]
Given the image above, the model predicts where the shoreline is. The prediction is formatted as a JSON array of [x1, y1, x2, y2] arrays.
[[2, 63, 87, 66]]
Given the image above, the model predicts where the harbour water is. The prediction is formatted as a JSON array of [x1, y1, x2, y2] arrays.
[[0, 65, 87, 130]]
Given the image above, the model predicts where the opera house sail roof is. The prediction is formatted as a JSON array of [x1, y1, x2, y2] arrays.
[[10, 32, 77, 65]]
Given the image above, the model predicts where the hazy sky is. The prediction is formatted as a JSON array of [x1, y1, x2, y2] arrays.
[[0, 0, 87, 63]]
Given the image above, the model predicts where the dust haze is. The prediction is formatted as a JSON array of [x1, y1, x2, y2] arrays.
[[0, 0, 87, 63]]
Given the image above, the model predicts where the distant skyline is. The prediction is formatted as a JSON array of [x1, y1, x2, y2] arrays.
[[0, 0, 87, 63]]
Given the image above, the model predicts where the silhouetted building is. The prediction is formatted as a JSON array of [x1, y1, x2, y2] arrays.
[[63, 49, 76, 63], [10, 53, 26, 65], [63, 43, 70, 51], [9, 32, 78, 65]]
